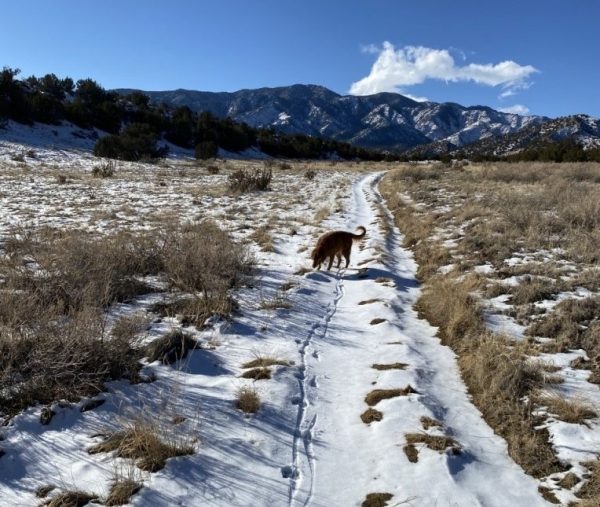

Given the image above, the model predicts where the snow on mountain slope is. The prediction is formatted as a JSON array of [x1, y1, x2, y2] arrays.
[[118, 85, 547, 151], [456, 114, 600, 157]]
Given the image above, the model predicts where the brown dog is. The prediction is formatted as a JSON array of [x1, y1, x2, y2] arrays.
[[311, 226, 366, 270]]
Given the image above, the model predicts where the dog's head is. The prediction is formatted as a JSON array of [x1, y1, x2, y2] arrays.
[[311, 248, 321, 268]]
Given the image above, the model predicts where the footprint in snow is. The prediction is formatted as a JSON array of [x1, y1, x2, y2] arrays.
[[281, 465, 299, 479]]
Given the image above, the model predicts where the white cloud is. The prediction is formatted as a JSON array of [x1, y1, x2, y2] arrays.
[[499, 80, 533, 99], [498, 104, 531, 115], [350, 42, 538, 98]]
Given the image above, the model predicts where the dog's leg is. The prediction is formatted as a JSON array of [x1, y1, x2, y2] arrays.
[[327, 255, 334, 270], [344, 246, 351, 268], [336, 253, 342, 268]]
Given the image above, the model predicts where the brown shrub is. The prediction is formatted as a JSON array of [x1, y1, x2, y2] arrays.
[[405, 432, 461, 454], [415, 276, 483, 350], [1, 229, 159, 313], [371, 363, 408, 371], [360, 408, 383, 424], [364, 386, 417, 407], [509, 277, 558, 305], [250, 225, 275, 252], [111, 313, 150, 343], [536, 392, 597, 424], [105, 479, 142, 506], [146, 330, 198, 364], [0, 220, 252, 416], [0, 308, 142, 416], [88, 421, 194, 472], [228, 167, 272, 193], [403, 444, 419, 463], [163, 220, 252, 295], [361, 493, 393, 507], [242, 357, 291, 368], [578, 460, 600, 501], [236, 386, 260, 414], [240, 368, 271, 380], [39, 490, 98, 507], [420, 416, 442, 430]]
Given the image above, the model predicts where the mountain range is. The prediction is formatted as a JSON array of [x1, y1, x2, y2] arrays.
[[117, 84, 599, 156]]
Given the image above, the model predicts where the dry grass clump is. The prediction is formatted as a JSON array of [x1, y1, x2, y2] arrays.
[[145, 330, 199, 364], [360, 408, 383, 424], [405, 432, 461, 454], [1, 229, 159, 314], [0, 307, 142, 416], [508, 276, 559, 305], [358, 299, 382, 305], [259, 292, 292, 310], [557, 472, 580, 489], [157, 220, 253, 326], [162, 220, 253, 307], [364, 386, 417, 406], [361, 492, 393, 507], [105, 478, 142, 506], [88, 421, 194, 472], [537, 486, 560, 504], [403, 443, 419, 463], [484, 282, 509, 298], [151, 296, 233, 328], [0, 220, 251, 415], [420, 416, 442, 430], [577, 460, 600, 502], [395, 164, 442, 182], [369, 318, 386, 325], [249, 225, 275, 252], [458, 335, 564, 477], [236, 386, 260, 414], [240, 368, 271, 380], [111, 313, 150, 343], [527, 297, 600, 342], [536, 392, 597, 424], [371, 363, 408, 371], [527, 297, 600, 380], [228, 167, 272, 193], [242, 357, 292, 368], [39, 490, 98, 507], [35, 485, 56, 498], [415, 276, 483, 350], [92, 159, 116, 178], [304, 168, 317, 180]]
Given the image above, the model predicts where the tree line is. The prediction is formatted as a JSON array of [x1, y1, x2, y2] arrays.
[[0, 67, 391, 162]]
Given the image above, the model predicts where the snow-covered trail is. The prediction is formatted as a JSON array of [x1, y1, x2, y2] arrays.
[[0, 171, 553, 507], [284, 172, 549, 506]]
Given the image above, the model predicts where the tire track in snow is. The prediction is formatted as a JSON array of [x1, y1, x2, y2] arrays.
[[288, 270, 346, 506]]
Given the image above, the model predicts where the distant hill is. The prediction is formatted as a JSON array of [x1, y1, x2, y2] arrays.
[[453, 114, 600, 158], [115, 84, 546, 152]]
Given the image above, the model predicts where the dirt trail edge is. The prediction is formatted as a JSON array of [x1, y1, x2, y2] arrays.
[[286, 172, 550, 507]]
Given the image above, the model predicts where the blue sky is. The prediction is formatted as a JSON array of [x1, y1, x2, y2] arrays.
[[2, 0, 598, 117]]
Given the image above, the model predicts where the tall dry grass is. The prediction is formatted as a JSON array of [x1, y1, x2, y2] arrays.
[[0, 220, 252, 416], [379, 166, 577, 478]]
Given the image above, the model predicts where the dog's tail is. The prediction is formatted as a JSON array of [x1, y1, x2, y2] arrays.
[[352, 226, 366, 239]]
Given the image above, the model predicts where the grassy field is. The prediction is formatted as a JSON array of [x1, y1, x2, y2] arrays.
[[380, 161, 600, 503]]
